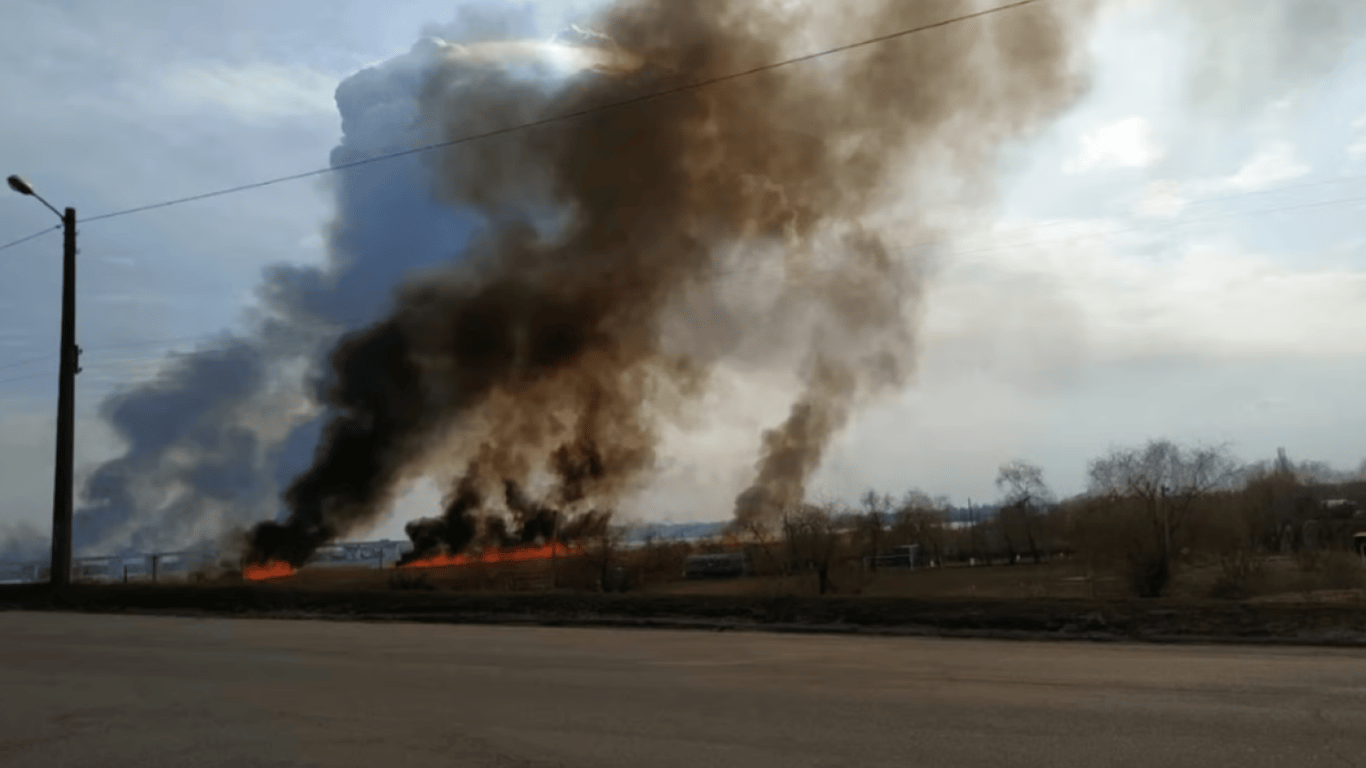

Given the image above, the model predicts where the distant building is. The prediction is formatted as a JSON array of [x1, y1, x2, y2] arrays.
[[0, 538, 418, 585], [306, 540, 410, 569], [0, 561, 42, 584]]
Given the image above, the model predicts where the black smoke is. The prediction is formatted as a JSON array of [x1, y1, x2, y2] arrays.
[[245, 0, 1097, 566]]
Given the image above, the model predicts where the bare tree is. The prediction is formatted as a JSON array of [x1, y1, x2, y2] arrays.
[[858, 489, 893, 570], [996, 460, 1053, 506], [1058, 496, 1107, 598], [1087, 439, 1238, 596], [782, 503, 841, 594], [730, 515, 794, 578], [576, 512, 626, 592], [1239, 453, 1301, 553], [964, 499, 987, 565], [891, 490, 946, 567], [995, 460, 1053, 564]]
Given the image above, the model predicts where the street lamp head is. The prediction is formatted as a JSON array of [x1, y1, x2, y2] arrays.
[[7, 175, 35, 196]]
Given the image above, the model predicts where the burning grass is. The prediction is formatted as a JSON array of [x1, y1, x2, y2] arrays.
[[400, 541, 582, 569], [243, 561, 294, 582]]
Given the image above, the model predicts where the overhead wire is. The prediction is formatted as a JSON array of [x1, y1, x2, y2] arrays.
[[0, 0, 1356, 262], [4, 0, 1042, 241], [0, 0, 1363, 387], [0, 352, 58, 372], [0, 370, 51, 386], [0, 333, 232, 375], [0, 225, 60, 253], [0, 182, 1364, 381]]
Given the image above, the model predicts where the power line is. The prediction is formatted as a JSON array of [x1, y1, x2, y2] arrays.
[[0, 351, 193, 390], [0, 225, 60, 253], [0, 370, 51, 386], [81, 334, 233, 354], [0, 334, 269, 382], [0, 0, 1362, 378], [1172, 172, 1366, 209], [73, 0, 1041, 226], [2, 183, 1365, 377], [0, 0, 1357, 250], [0, 352, 58, 372], [0, 334, 221, 373], [0, 1, 1040, 249]]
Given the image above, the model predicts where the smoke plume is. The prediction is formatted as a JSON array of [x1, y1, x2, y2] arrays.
[[57, 37, 485, 559], [246, 0, 1095, 564], [16, 0, 1357, 568]]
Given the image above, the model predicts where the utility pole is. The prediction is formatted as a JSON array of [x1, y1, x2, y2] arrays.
[[51, 207, 79, 588], [1159, 484, 1170, 565], [7, 176, 79, 588], [967, 498, 979, 566]]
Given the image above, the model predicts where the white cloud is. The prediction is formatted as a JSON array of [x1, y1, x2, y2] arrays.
[[1203, 141, 1310, 193], [944, 218, 1366, 361], [1062, 116, 1163, 175], [131, 62, 338, 122], [1350, 116, 1366, 161], [1132, 142, 1312, 218], [1135, 180, 1188, 218], [427, 36, 644, 76]]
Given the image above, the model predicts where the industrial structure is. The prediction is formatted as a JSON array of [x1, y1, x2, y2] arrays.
[[0, 539, 415, 585]]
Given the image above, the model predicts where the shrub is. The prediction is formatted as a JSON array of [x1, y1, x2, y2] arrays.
[[1207, 547, 1268, 600], [1127, 552, 1171, 599], [1318, 553, 1365, 591]]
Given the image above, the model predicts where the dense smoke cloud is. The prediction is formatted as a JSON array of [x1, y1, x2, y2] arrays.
[[246, 0, 1096, 564], [59, 39, 485, 559], [0, 0, 1099, 567]]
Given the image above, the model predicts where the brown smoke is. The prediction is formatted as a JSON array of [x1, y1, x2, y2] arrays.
[[246, 0, 1094, 565]]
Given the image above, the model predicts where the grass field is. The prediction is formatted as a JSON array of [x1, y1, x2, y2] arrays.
[[5, 551, 1366, 645], [236, 551, 1366, 607]]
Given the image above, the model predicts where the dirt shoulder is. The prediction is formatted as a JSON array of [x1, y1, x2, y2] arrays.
[[3, 583, 1366, 646]]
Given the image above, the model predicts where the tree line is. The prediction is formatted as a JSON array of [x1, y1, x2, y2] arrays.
[[726, 440, 1366, 597]]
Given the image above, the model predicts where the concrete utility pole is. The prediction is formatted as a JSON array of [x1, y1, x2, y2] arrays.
[[7, 175, 79, 588]]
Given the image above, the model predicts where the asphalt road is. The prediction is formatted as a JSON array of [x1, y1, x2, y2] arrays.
[[2, 612, 1365, 768]]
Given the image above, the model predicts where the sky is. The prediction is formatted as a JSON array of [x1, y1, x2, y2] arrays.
[[1, 0, 1365, 551]]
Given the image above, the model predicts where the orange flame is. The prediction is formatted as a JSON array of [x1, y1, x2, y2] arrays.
[[401, 541, 582, 569], [243, 560, 295, 581]]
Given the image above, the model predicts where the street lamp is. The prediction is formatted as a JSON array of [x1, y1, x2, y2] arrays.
[[7, 174, 80, 588]]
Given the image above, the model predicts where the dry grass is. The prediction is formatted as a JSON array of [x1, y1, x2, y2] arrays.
[[214, 549, 1366, 605], [626, 555, 1366, 603], [637, 561, 1119, 600]]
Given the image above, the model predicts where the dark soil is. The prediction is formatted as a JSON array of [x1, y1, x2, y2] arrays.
[[3, 582, 1366, 646]]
